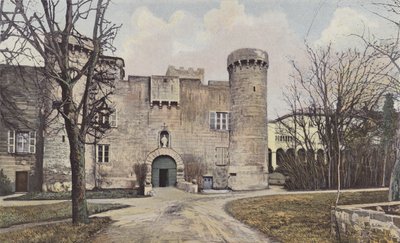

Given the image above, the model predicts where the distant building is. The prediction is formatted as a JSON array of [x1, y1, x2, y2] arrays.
[[267, 112, 325, 171]]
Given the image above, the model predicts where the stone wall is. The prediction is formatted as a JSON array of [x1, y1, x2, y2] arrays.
[[177, 181, 198, 193], [41, 54, 125, 190], [43, 125, 71, 183], [85, 74, 231, 189], [0, 65, 44, 192], [332, 202, 400, 242]]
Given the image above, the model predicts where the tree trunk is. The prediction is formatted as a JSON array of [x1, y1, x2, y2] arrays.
[[33, 109, 45, 191], [389, 123, 400, 201], [67, 128, 89, 224], [328, 155, 332, 188], [33, 121, 44, 191], [382, 145, 388, 187], [66, 124, 89, 224], [389, 154, 400, 201]]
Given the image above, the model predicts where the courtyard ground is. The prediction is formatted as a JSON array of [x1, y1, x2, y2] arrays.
[[0, 201, 126, 243], [91, 187, 285, 243], [0, 186, 389, 243]]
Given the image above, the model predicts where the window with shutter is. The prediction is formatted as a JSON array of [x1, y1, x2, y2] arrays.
[[110, 110, 117, 127], [29, 131, 36, 154], [228, 112, 232, 130], [7, 131, 36, 154], [209, 112, 216, 129], [99, 113, 109, 127], [7, 130, 15, 153]]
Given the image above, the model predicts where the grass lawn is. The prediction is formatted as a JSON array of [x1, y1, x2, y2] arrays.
[[0, 202, 127, 228], [5, 188, 143, 201], [0, 217, 111, 243], [226, 190, 388, 243]]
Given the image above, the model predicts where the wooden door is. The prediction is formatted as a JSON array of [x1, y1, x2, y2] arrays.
[[15, 171, 28, 192], [151, 156, 177, 187], [159, 169, 168, 187]]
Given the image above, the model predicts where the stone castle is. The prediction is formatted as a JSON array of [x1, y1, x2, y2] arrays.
[[0, 47, 274, 192]]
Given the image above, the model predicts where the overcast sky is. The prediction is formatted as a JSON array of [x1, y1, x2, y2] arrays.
[[3, 0, 395, 118], [104, 0, 396, 118]]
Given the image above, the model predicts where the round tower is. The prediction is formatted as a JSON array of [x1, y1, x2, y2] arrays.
[[227, 48, 269, 190]]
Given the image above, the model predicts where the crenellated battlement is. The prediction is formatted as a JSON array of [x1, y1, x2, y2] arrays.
[[227, 48, 269, 73], [166, 65, 205, 82]]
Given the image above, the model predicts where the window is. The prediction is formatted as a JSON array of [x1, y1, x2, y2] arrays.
[[275, 135, 294, 142], [7, 131, 36, 154], [210, 112, 230, 130], [110, 111, 117, 127], [16, 132, 29, 153], [99, 113, 109, 126], [98, 110, 117, 128], [97, 144, 109, 163]]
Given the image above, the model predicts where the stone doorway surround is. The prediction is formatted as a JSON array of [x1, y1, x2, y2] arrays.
[[145, 147, 184, 185]]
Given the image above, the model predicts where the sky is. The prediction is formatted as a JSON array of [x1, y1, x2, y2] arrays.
[[103, 0, 396, 118], [2, 0, 397, 118]]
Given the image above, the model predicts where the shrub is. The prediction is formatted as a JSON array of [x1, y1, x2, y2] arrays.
[[184, 161, 206, 189], [0, 169, 13, 196], [133, 163, 148, 195], [280, 154, 326, 191]]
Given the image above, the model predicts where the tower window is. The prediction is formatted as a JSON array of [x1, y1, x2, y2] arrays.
[[253, 86, 256, 92]]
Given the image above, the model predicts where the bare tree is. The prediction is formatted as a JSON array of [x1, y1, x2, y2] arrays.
[[381, 93, 397, 187], [357, 0, 400, 201], [0, 0, 121, 224], [284, 43, 391, 190]]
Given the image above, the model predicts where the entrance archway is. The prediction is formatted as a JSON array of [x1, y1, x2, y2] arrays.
[[144, 147, 184, 186], [152, 156, 177, 187]]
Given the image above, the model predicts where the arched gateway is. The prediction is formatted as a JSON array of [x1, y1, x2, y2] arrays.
[[152, 156, 176, 187], [145, 148, 184, 187]]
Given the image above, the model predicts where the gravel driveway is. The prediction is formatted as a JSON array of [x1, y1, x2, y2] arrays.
[[91, 186, 286, 243]]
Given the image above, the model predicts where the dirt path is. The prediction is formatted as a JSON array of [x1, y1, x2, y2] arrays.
[[0, 186, 388, 242], [91, 187, 286, 243]]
